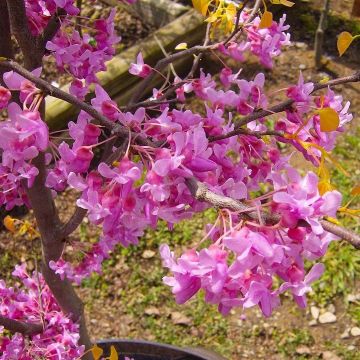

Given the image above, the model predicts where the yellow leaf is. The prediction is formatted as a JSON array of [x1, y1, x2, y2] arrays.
[[318, 180, 334, 195], [271, 0, 295, 6], [205, 12, 219, 23], [225, 3, 237, 21], [192, 0, 210, 16], [3, 216, 16, 233], [351, 186, 360, 196], [91, 345, 103, 360], [109, 346, 118, 360], [175, 43, 188, 50], [259, 11, 273, 29], [319, 76, 330, 84], [337, 31, 354, 56], [319, 107, 340, 132], [323, 216, 341, 225]]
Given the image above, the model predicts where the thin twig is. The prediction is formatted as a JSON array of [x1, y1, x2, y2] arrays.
[[129, 44, 216, 104]]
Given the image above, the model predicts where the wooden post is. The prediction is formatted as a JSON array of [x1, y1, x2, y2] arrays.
[[352, 0, 360, 17]]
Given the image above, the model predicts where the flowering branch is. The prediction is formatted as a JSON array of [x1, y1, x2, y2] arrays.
[[0, 316, 43, 336], [210, 71, 360, 142], [0, 60, 158, 148], [186, 177, 360, 249]]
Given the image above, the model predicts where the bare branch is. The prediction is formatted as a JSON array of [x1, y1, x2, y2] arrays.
[[209, 128, 284, 142], [0, 316, 43, 336], [60, 207, 88, 239], [186, 177, 360, 249], [0, 2, 13, 84], [320, 220, 360, 249]]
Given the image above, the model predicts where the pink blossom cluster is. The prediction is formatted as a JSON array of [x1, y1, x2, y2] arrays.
[[0, 264, 84, 359], [47, 66, 348, 290], [219, 14, 291, 68], [0, 70, 49, 210], [160, 166, 341, 317], [46, 9, 120, 84], [277, 73, 352, 162], [25, 0, 79, 35]]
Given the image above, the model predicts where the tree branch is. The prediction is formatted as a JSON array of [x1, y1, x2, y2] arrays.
[[0, 60, 158, 147], [185, 177, 360, 249], [60, 207, 88, 239], [0, 316, 43, 336]]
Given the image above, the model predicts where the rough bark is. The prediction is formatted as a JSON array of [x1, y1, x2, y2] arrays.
[[0, 2, 13, 83]]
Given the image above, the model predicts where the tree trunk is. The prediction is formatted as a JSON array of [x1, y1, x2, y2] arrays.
[[5, 1, 92, 357], [352, 0, 360, 17]]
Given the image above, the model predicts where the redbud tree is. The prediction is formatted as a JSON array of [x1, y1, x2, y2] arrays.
[[0, 0, 359, 358]]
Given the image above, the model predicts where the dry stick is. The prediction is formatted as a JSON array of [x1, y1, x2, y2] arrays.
[[209, 71, 360, 142], [186, 177, 360, 249], [0, 316, 43, 336]]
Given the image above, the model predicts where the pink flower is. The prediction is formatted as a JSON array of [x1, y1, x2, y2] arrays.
[[129, 52, 152, 78], [279, 263, 325, 307], [69, 79, 88, 100], [0, 86, 11, 109], [3, 68, 41, 104]]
